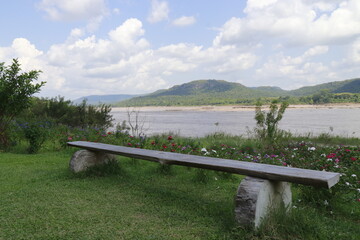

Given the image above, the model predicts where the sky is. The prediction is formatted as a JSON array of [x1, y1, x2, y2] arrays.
[[1, 0, 360, 100]]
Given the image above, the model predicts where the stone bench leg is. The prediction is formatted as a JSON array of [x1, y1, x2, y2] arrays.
[[69, 150, 116, 173], [235, 176, 292, 228]]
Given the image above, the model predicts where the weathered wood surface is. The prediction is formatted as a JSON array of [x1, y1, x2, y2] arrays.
[[67, 141, 340, 188]]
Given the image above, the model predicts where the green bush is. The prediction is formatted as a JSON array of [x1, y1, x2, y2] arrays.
[[21, 121, 49, 153], [254, 100, 289, 144], [19, 96, 113, 130]]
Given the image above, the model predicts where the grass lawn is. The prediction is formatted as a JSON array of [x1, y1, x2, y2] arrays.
[[0, 150, 359, 240]]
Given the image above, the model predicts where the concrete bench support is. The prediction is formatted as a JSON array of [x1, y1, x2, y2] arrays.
[[69, 149, 116, 173], [235, 176, 292, 228]]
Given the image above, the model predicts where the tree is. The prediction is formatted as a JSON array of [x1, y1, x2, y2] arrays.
[[254, 100, 289, 142], [0, 59, 44, 148], [312, 89, 331, 104]]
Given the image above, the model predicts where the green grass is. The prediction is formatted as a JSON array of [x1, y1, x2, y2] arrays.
[[0, 150, 359, 240]]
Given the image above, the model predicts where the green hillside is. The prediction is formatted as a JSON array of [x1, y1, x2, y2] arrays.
[[116, 80, 288, 106], [289, 78, 360, 96], [112, 78, 360, 106]]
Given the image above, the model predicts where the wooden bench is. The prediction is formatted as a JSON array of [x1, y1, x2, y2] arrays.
[[67, 141, 340, 228]]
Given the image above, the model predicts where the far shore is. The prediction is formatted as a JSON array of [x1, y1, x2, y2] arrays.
[[111, 103, 360, 112]]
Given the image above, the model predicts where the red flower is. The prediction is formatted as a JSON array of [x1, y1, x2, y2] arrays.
[[127, 143, 132, 146], [162, 144, 167, 149], [151, 141, 156, 145], [67, 137, 73, 141], [171, 149, 175, 152], [327, 153, 336, 159], [107, 132, 112, 135], [167, 136, 173, 141], [351, 157, 357, 161]]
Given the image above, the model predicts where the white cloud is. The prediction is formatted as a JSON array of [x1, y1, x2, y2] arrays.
[[172, 16, 196, 27], [303, 45, 329, 58], [109, 18, 147, 47], [254, 46, 336, 88], [0, 38, 67, 95], [113, 8, 120, 15], [350, 38, 360, 63], [214, 0, 360, 47], [5, 1, 360, 100], [148, 0, 169, 23], [69, 28, 85, 40], [1, 16, 261, 99], [38, 0, 108, 21]]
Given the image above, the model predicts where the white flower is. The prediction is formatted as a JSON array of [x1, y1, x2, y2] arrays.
[[345, 182, 350, 186], [201, 148, 207, 152], [308, 147, 316, 151], [324, 200, 329, 205], [351, 174, 357, 177], [321, 153, 326, 157], [327, 159, 333, 162], [357, 189, 360, 193], [212, 150, 217, 153]]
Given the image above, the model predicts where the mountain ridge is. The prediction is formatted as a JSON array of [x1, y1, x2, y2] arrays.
[[77, 78, 360, 106]]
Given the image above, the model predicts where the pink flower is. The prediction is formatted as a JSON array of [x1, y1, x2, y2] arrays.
[[327, 153, 336, 159], [67, 137, 73, 141]]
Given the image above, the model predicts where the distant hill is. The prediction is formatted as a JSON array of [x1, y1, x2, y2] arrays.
[[116, 80, 289, 106], [79, 78, 360, 107], [73, 94, 138, 105], [289, 78, 360, 96]]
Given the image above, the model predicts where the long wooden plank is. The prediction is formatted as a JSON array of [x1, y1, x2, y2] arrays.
[[67, 141, 340, 188]]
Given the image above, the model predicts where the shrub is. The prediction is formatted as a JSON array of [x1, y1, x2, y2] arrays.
[[254, 100, 289, 144], [19, 97, 114, 130], [21, 121, 49, 153]]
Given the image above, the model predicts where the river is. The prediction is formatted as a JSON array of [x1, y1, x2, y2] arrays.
[[111, 107, 360, 138]]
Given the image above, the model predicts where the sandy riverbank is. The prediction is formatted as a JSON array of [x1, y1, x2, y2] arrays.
[[111, 103, 360, 112]]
